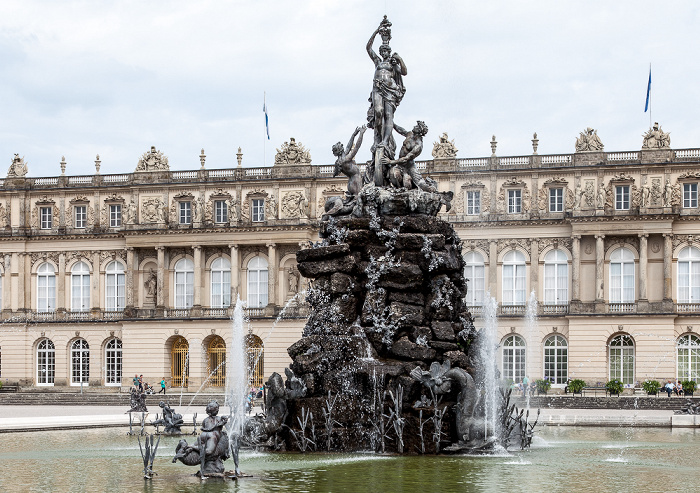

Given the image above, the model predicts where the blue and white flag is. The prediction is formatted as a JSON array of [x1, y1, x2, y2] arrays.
[[263, 98, 270, 140], [644, 67, 651, 112]]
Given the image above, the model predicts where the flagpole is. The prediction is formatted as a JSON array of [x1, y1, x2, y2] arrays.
[[264, 91, 266, 167], [649, 64, 652, 128]]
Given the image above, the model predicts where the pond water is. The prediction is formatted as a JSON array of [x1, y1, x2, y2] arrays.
[[0, 426, 698, 493]]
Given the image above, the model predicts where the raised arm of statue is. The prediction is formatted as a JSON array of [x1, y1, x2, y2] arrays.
[[366, 28, 381, 65], [345, 126, 367, 161], [393, 123, 409, 138]]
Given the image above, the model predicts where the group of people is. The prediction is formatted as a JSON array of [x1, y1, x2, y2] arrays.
[[245, 385, 264, 413], [133, 374, 167, 395], [663, 380, 685, 397], [511, 376, 536, 396]]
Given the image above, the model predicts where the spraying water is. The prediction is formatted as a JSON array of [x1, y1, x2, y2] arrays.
[[480, 294, 499, 443], [524, 290, 539, 408], [225, 296, 249, 475]]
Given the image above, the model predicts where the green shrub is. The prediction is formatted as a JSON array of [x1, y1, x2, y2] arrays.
[[535, 379, 551, 394], [568, 379, 586, 393], [642, 380, 660, 394], [605, 379, 624, 395], [681, 380, 697, 393], [0, 380, 3, 390]]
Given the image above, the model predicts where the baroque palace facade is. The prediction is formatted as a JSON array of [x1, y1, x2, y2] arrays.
[[1, 125, 699, 390]]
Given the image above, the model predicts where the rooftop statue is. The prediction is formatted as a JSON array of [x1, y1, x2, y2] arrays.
[[7, 154, 28, 178], [432, 132, 458, 159], [136, 146, 169, 172], [274, 137, 312, 165], [575, 127, 604, 152], [642, 122, 671, 149]]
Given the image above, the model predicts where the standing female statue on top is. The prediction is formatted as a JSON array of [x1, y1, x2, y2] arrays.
[[366, 16, 407, 158]]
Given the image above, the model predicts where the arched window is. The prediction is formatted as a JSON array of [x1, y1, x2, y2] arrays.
[[174, 258, 194, 309], [247, 256, 268, 308], [105, 338, 122, 386], [677, 334, 700, 383], [464, 251, 485, 306], [246, 334, 264, 388], [502, 251, 526, 305], [609, 334, 635, 384], [71, 261, 90, 312], [37, 338, 55, 385], [678, 247, 700, 304], [501, 334, 526, 383], [211, 257, 231, 308], [544, 250, 568, 305], [544, 335, 568, 384], [37, 262, 56, 312], [105, 261, 125, 311], [207, 336, 226, 387], [171, 337, 189, 387], [609, 248, 635, 303], [71, 339, 89, 385]]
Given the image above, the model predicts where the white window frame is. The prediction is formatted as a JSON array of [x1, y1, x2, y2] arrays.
[[615, 185, 630, 210], [252, 199, 265, 222], [214, 200, 228, 224], [71, 261, 90, 312], [40, 206, 53, 230], [179, 201, 192, 225], [507, 189, 522, 214], [501, 334, 526, 384], [74, 205, 87, 229], [37, 262, 56, 312], [463, 251, 485, 306], [677, 334, 700, 383], [543, 249, 568, 305], [683, 183, 698, 209], [678, 247, 700, 304], [105, 261, 125, 311], [247, 256, 269, 308], [211, 257, 231, 308], [105, 338, 122, 386], [609, 334, 635, 385], [109, 204, 122, 228], [70, 339, 89, 386], [466, 191, 481, 215], [502, 250, 526, 305], [174, 258, 194, 309], [609, 248, 635, 303], [549, 188, 564, 212], [37, 338, 55, 386], [544, 335, 568, 385]]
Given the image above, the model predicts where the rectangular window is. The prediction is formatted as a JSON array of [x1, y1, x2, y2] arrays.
[[252, 199, 265, 222], [214, 200, 228, 223], [179, 202, 192, 225], [74, 205, 87, 229], [109, 204, 122, 228], [507, 190, 522, 214], [549, 188, 563, 212], [615, 185, 630, 210], [683, 183, 698, 208], [40, 207, 53, 229], [466, 191, 481, 215]]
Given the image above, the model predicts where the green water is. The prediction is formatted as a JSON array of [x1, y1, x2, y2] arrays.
[[0, 426, 697, 492]]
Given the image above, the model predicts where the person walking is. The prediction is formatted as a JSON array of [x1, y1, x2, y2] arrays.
[[133, 374, 139, 390], [138, 374, 144, 393], [522, 375, 530, 397], [159, 377, 167, 394]]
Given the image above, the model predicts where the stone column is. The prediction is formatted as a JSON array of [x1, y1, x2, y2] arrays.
[[3, 254, 10, 313], [663, 233, 673, 301], [489, 240, 498, 297], [530, 239, 538, 298], [639, 234, 648, 301], [18, 253, 26, 311], [229, 244, 239, 305], [92, 251, 101, 312], [125, 247, 134, 308], [267, 242, 277, 310], [193, 245, 202, 307], [156, 246, 165, 308], [57, 253, 66, 312], [571, 235, 581, 301], [595, 234, 605, 302]]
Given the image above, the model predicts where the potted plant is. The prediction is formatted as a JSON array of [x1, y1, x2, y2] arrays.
[[681, 380, 697, 397], [642, 379, 660, 395], [605, 379, 624, 396], [535, 379, 551, 395], [568, 379, 586, 395]]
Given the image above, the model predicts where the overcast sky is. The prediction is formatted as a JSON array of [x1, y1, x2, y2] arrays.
[[1, 1, 699, 177]]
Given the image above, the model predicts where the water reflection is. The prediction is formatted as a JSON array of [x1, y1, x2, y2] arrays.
[[0, 426, 697, 492]]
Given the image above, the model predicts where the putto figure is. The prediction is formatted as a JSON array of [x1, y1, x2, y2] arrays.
[[332, 125, 367, 198], [366, 16, 407, 156]]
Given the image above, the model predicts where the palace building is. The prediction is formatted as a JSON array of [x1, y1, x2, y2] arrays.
[[1, 124, 699, 391]]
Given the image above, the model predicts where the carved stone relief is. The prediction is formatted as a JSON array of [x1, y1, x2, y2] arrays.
[[274, 138, 311, 165], [496, 238, 531, 255], [141, 197, 166, 224], [135, 146, 169, 172], [7, 154, 28, 177], [281, 191, 309, 219], [431, 132, 458, 159]]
